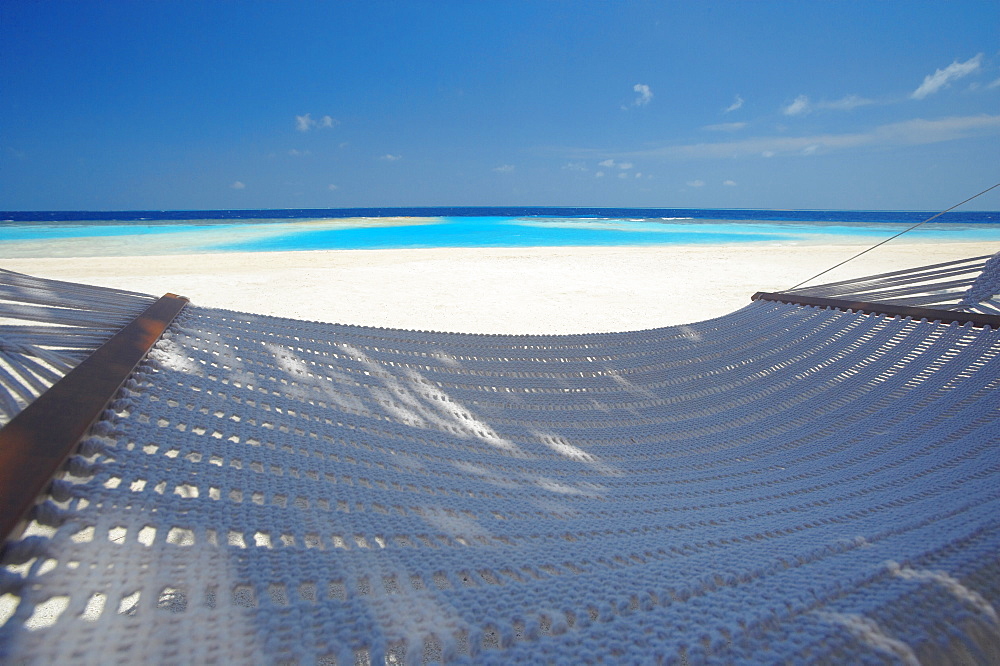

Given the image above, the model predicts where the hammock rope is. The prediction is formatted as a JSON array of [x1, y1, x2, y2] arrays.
[[787, 181, 1000, 291], [1, 260, 999, 664], [0, 269, 157, 425], [784, 253, 1000, 314]]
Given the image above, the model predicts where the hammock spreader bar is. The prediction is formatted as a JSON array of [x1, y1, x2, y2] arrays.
[[0, 293, 188, 544], [752, 291, 1000, 328]]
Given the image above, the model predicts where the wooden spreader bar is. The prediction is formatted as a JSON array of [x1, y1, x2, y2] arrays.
[[752, 292, 1000, 329], [0, 293, 188, 545]]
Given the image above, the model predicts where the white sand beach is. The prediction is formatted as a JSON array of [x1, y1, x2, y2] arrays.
[[3, 241, 992, 334]]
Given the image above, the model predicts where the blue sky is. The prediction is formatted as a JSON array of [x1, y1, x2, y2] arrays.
[[2, 1, 998, 211]]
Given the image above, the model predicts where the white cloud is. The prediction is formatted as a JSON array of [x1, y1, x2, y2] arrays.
[[296, 113, 339, 131], [686, 179, 706, 187], [633, 83, 653, 106], [328, 184, 339, 191], [819, 95, 874, 111], [703, 122, 747, 132], [494, 164, 515, 173], [782, 94, 873, 117], [296, 114, 315, 131], [618, 114, 1000, 160], [599, 159, 633, 170], [595, 171, 605, 178], [380, 154, 402, 161], [783, 95, 811, 116], [563, 162, 588, 171], [723, 180, 737, 186], [987, 77, 1000, 90], [912, 54, 983, 99], [725, 95, 744, 113], [618, 172, 629, 179], [288, 149, 311, 156], [231, 181, 246, 190]]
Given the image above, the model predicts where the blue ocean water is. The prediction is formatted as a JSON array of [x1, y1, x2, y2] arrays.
[[1, 207, 998, 257]]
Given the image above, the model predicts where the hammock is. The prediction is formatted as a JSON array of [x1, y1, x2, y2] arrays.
[[1, 256, 999, 664]]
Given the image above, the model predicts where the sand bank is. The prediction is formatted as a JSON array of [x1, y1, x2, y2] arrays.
[[3, 242, 991, 334]]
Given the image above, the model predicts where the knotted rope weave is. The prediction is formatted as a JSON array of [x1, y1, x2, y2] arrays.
[[2, 298, 998, 664], [960, 253, 1000, 310]]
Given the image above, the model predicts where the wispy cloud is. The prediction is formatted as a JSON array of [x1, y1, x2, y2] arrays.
[[327, 184, 338, 191], [783, 94, 811, 116], [632, 83, 653, 107], [782, 94, 873, 116], [703, 122, 747, 132], [493, 164, 515, 173], [288, 149, 311, 156], [723, 180, 737, 186], [380, 154, 402, 161], [911, 54, 982, 99], [295, 114, 313, 132], [598, 158, 633, 169], [231, 181, 246, 190], [724, 95, 744, 113], [686, 180, 705, 187], [820, 94, 874, 111], [296, 113, 339, 131], [989, 78, 1000, 90], [612, 114, 1000, 160]]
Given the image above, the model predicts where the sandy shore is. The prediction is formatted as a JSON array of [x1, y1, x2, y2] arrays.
[[3, 242, 991, 333]]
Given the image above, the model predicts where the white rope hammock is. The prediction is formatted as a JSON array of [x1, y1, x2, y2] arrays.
[[0, 270, 156, 425], [785, 253, 1000, 314], [1, 259, 999, 664]]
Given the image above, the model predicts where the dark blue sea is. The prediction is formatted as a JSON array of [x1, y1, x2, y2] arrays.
[[1, 207, 998, 258]]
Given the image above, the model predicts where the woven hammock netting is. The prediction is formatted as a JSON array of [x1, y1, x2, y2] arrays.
[[2, 264, 1000, 663]]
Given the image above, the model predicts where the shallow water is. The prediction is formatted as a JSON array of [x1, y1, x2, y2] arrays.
[[1, 208, 998, 258]]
